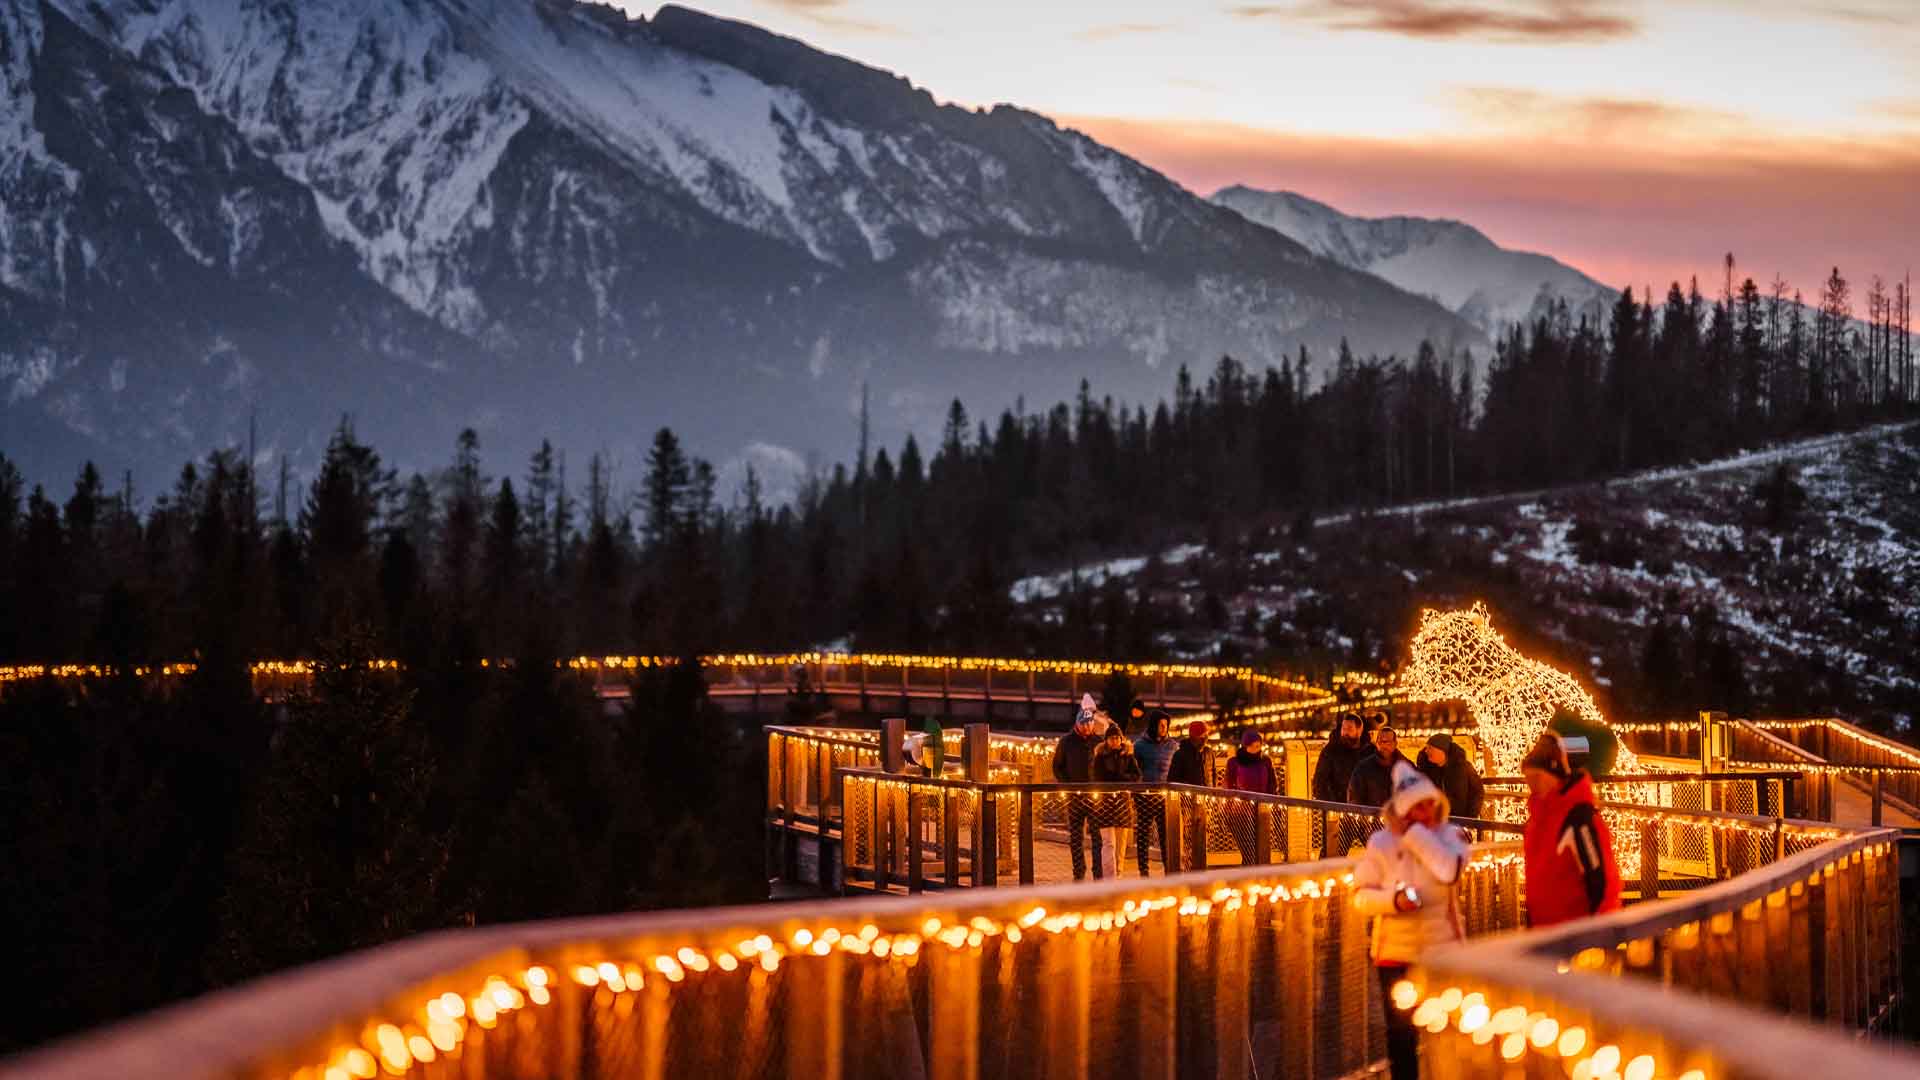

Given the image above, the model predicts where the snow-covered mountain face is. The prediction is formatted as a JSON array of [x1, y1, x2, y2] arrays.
[[1211, 186, 1616, 338], [1, 0, 1479, 489]]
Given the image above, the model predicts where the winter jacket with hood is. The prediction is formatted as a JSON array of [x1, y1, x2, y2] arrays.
[[1352, 763, 1471, 965], [1225, 748, 1276, 795], [1523, 770, 1622, 926], [1093, 740, 1143, 783], [1347, 748, 1411, 808], [1134, 719, 1178, 782], [1312, 727, 1371, 802], [1417, 736, 1485, 819]]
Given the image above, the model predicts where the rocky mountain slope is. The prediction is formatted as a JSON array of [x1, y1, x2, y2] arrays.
[[1211, 185, 1616, 337], [1, 0, 1478, 489]]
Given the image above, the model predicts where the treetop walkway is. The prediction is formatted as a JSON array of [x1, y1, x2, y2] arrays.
[[2, 644, 1916, 1080]]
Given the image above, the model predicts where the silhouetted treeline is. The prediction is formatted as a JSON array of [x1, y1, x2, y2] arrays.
[[0, 263, 1913, 666]]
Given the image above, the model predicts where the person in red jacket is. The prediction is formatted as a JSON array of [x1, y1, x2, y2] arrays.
[[1520, 731, 1622, 926]]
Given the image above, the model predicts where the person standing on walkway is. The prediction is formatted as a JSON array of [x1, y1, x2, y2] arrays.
[[1224, 730, 1276, 863], [1352, 763, 1470, 1080], [1052, 694, 1106, 880], [1168, 719, 1212, 786], [1132, 709, 1176, 875], [1092, 721, 1141, 875], [1418, 733, 1485, 820], [1347, 724, 1409, 808], [1520, 731, 1621, 925], [1314, 712, 1371, 855]]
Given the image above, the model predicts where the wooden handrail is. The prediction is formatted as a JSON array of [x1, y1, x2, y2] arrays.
[[1495, 828, 1897, 954], [1418, 943, 1918, 1080], [3, 848, 1508, 1080]]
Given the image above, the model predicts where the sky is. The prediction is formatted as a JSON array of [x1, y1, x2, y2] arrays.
[[625, 0, 1920, 300]]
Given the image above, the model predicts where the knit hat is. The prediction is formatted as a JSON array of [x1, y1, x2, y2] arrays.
[[1426, 733, 1455, 753], [1187, 720, 1209, 740], [1075, 693, 1098, 726], [1240, 729, 1264, 747], [1387, 760, 1444, 817], [1521, 731, 1570, 777]]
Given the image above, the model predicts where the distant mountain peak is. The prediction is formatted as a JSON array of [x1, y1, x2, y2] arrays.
[[1211, 184, 1614, 336]]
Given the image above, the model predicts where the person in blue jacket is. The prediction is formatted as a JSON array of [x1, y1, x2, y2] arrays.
[[1132, 708, 1176, 875]]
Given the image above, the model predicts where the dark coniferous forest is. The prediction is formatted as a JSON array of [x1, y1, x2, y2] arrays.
[[0, 268, 1914, 1052]]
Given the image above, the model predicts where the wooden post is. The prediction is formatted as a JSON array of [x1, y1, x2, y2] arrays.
[[1764, 887, 1794, 1012], [873, 781, 892, 894], [929, 946, 981, 1080], [785, 953, 844, 1080], [1189, 794, 1210, 870], [907, 786, 925, 894], [977, 792, 999, 887], [1872, 770, 1884, 826], [1252, 802, 1272, 867], [1135, 899, 1178, 1080], [1639, 820, 1661, 901], [1809, 868, 1831, 1019], [1788, 880, 1814, 1017], [784, 742, 803, 882], [1163, 792, 1183, 874], [943, 791, 960, 887], [818, 746, 837, 831], [1040, 932, 1092, 1079], [883, 717, 906, 774], [963, 723, 992, 781], [1212, 901, 1250, 1080], [1018, 790, 1036, 886]]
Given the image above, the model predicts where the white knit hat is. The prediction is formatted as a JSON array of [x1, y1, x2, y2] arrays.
[[1388, 760, 1445, 817]]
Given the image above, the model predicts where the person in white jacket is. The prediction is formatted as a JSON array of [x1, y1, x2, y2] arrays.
[[1352, 761, 1470, 1080]]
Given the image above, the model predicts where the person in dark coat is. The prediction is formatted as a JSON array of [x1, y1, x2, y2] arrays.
[[1346, 725, 1410, 809], [1312, 713, 1370, 802], [1168, 720, 1212, 786], [1052, 696, 1106, 879], [1092, 723, 1142, 782], [1313, 712, 1371, 855], [1132, 709, 1176, 875], [1417, 733, 1485, 820]]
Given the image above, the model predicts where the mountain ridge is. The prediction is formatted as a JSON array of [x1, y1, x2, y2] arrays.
[[1, 0, 1481, 490], [1211, 183, 1617, 337]]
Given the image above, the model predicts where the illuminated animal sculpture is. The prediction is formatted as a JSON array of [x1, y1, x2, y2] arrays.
[[1401, 603, 1641, 779]]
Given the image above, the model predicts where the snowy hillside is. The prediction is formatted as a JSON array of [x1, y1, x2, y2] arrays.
[[0, 0, 1478, 488], [1015, 422, 1920, 731], [1211, 185, 1616, 337]]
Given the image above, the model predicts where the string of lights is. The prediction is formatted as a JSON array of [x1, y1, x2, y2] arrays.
[[283, 853, 1518, 1080]]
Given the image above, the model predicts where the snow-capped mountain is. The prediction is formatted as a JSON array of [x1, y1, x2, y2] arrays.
[[1, 0, 1478, 488], [1211, 185, 1616, 337]]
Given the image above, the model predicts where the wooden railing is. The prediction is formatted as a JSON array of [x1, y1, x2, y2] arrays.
[[0, 849, 1524, 1080], [1733, 717, 1920, 823], [1412, 828, 1911, 1080]]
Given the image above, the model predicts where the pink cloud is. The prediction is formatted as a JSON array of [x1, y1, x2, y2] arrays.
[[1066, 114, 1920, 298]]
